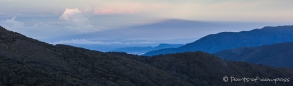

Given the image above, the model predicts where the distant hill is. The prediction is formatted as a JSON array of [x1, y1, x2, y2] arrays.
[[144, 25, 293, 56], [112, 44, 183, 55], [1, 26, 293, 85], [215, 42, 293, 68]]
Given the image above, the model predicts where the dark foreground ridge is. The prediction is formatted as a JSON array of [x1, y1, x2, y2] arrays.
[[1, 26, 293, 86]]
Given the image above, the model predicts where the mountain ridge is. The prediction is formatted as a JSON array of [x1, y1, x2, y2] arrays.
[[112, 43, 183, 55], [215, 42, 293, 68], [144, 25, 293, 56]]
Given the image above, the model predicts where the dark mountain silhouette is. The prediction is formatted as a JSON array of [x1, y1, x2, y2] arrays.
[[0, 26, 190, 85], [144, 25, 293, 56], [1, 26, 293, 85], [215, 42, 293, 68], [112, 43, 183, 55]]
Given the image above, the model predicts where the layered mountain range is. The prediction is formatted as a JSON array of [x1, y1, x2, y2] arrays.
[[144, 25, 293, 56], [112, 44, 183, 55], [216, 42, 293, 68], [1, 26, 293, 85]]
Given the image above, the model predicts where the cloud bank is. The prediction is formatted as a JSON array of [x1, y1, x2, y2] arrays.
[[3, 16, 24, 28], [52, 39, 117, 45], [52, 39, 156, 45]]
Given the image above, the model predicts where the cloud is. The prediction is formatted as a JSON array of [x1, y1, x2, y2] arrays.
[[32, 22, 50, 28], [59, 8, 81, 21], [52, 39, 122, 45], [59, 8, 90, 26], [59, 8, 102, 33], [52, 39, 155, 45], [3, 16, 24, 28]]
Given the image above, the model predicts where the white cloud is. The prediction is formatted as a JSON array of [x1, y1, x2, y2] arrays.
[[33, 22, 50, 28], [3, 16, 24, 28], [52, 39, 156, 45], [52, 39, 122, 45], [59, 8, 102, 33], [59, 8, 90, 26], [59, 8, 81, 21]]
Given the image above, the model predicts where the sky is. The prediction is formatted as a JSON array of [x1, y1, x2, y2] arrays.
[[0, 0, 293, 51]]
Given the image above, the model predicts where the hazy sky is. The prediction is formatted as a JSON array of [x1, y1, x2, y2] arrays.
[[0, 0, 292, 51], [1, 0, 293, 21]]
